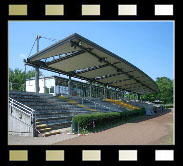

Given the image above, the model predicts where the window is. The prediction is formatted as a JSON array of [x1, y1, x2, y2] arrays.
[[50, 86, 54, 93]]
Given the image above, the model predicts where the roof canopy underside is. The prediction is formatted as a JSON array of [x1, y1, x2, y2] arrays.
[[26, 33, 159, 94]]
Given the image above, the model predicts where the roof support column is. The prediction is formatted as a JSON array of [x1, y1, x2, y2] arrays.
[[122, 91, 125, 99], [89, 82, 92, 98], [81, 84, 84, 97], [115, 89, 117, 100], [128, 92, 130, 101], [35, 66, 39, 93], [35, 35, 41, 93], [137, 94, 141, 100], [24, 63, 26, 92], [103, 86, 106, 99], [68, 75, 72, 96]]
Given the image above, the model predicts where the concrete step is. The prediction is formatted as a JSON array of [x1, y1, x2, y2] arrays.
[[32, 106, 88, 111], [9, 95, 41, 99], [35, 110, 92, 116], [25, 105, 77, 110], [36, 120, 72, 132], [39, 128, 52, 132], [36, 124, 48, 128], [9, 91, 53, 97], [18, 102, 73, 107], [41, 130, 61, 137], [36, 115, 72, 122]]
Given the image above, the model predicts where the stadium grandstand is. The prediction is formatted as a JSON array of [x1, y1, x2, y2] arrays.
[[9, 33, 159, 137]]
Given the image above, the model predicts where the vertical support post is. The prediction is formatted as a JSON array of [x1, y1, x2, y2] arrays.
[[104, 86, 106, 99], [33, 113, 37, 137], [76, 83, 78, 96], [68, 75, 72, 96], [24, 63, 26, 91], [54, 78, 56, 96], [137, 94, 140, 100], [35, 66, 39, 93], [58, 78, 60, 95], [9, 82, 12, 91], [35, 35, 41, 93], [106, 85, 109, 98], [115, 89, 117, 100], [89, 82, 92, 98], [122, 91, 124, 99]]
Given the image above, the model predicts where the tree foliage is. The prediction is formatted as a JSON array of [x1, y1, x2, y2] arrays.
[[141, 77, 173, 104], [156, 77, 173, 104], [9, 68, 42, 91]]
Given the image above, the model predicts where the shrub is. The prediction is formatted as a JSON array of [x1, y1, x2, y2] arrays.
[[164, 104, 173, 108], [72, 108, 145, 133]]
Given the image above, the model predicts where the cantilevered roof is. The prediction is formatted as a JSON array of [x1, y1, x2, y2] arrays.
[[26, 33, 159, 94]]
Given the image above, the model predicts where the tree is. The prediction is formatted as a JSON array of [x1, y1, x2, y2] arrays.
[[156, 77, 173, 104], [9, 68, 42, 91], [141, 77, 173, 104]]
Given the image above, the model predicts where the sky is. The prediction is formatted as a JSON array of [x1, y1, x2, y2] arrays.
[[9, 21, 174, 81]]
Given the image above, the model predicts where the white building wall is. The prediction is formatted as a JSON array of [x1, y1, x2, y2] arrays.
[[45, 78, 55, 88], [26, 79, 35, 92], [39, 78, 45, 93], [26, 77, 71, 96], [26, 77, 56, 94]]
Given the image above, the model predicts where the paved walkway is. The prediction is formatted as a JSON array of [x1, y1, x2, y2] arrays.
[[54, 109, 174, 145], [8, 109, 174, 145], [8, 127, 79, 145]]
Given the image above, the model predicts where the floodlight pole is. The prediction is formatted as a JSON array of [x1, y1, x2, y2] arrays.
[[35, 35, 41, 93], [24, 63, 26, 91]]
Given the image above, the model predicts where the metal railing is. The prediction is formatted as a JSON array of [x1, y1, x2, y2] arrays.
[[81, 97, 120, 112], [9, 97, 37, 136], [9, 97, 35, 115]]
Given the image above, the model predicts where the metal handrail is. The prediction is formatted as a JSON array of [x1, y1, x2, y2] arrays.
[[9, 97, 35, 114], [9, 97, 37, 136], [9, 104, 32, 116], [83, 97, 119, 112]]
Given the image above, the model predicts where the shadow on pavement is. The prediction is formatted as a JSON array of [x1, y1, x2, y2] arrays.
[[129, 108, 173, 123]]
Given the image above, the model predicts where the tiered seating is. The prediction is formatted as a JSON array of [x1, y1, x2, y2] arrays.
[[104, 99, 141, 111], [9, 91, 93, 137], [9, 91, 145, 137], [58, 96, 98, 112], [61, 95, 123, 113]]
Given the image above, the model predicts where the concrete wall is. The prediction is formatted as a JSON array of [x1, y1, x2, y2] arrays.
[[8, 105, 33, 136]]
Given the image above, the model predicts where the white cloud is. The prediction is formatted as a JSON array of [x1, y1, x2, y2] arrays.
[[19, 53, 26, 59]]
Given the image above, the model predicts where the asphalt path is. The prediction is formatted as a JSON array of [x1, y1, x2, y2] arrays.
[[54, 109, 174, 145]]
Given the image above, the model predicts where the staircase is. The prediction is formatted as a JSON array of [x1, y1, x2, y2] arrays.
[[9, 91, 93, 137]]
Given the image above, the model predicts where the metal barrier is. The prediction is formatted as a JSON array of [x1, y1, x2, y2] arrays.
[[9, 97, 37, 136], [82, 97, 119, 112]]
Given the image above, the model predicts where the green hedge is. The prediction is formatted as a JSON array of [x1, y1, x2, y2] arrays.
[[72, 108, 146, 133], [164, 104, 173, 108]]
